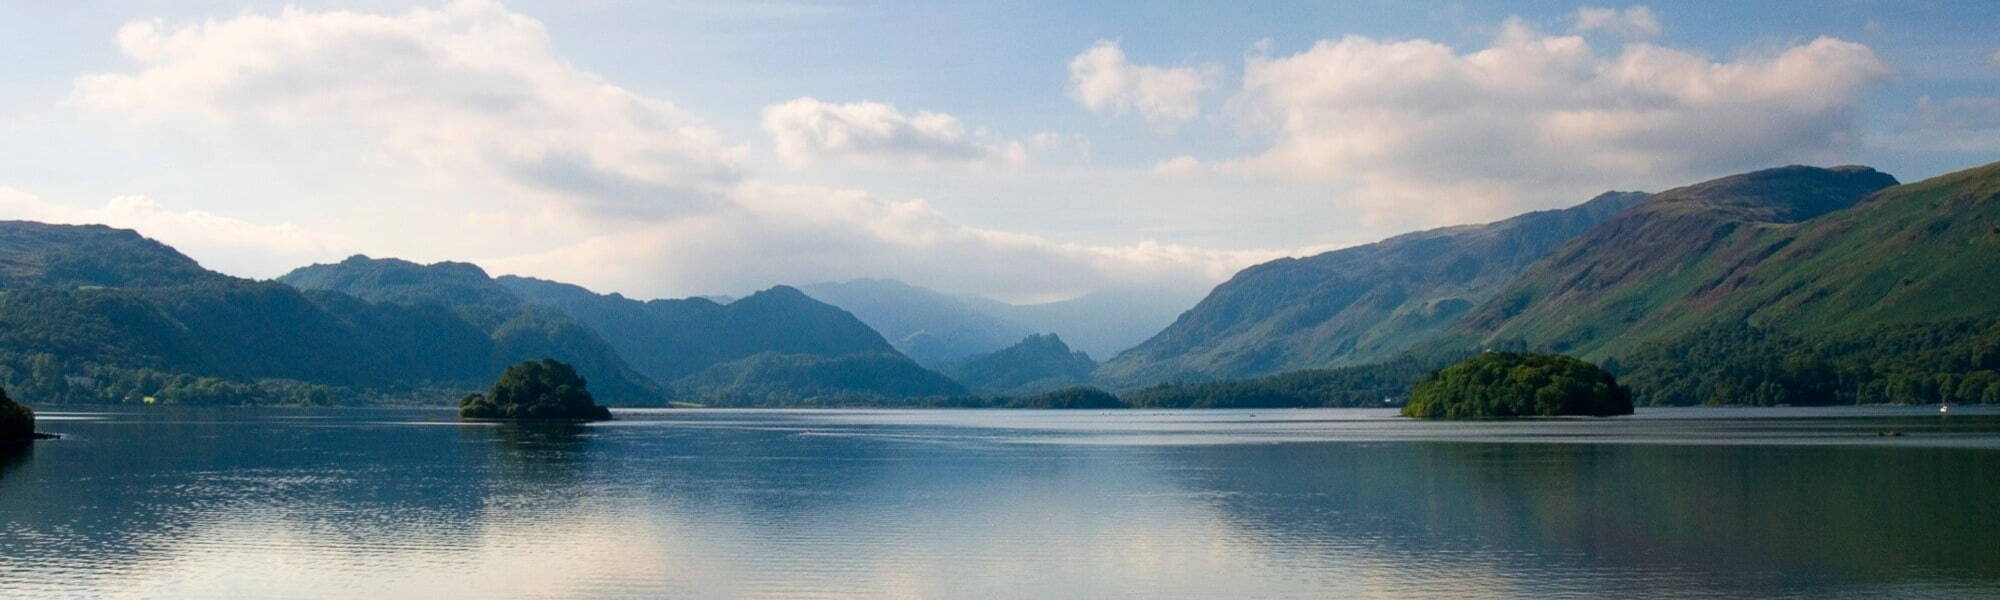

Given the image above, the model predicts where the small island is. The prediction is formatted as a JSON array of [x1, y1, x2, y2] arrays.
[[1014, 386, 1129, 409], [458, 359, 614, 421], [1, 386, 54, 443], [1402, 352, 1632, 419]]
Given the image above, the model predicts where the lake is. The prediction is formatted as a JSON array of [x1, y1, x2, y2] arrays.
[[3, 406, 1998, 599]]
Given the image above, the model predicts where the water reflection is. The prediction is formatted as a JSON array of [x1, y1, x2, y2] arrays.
[[0, 442, 30, 481], [1, 407, 1997, 599]]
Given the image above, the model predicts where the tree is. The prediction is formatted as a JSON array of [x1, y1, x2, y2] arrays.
[[459, 359, 612, 421]]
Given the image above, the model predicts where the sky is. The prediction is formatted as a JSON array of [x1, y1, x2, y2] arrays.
[[0, 1, 1995, 303]]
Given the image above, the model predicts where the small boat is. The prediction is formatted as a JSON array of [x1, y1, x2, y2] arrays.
[[1940, 403, 1951, 414]]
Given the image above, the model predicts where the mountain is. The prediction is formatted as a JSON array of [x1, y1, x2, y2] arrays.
[[970, 287, 1202, 361], [1430, 161, 2000, 407], [800, 279, 1197, 366], [283, 257, 949, 404], [0, 221, 227, 289], [1097, 190, 1648, 387], [0, 223, 659, 404], [278, 256, 657, 402], [948, 334, 1098, 396], [1446, 165, 1902, 357], [277, 256, 521, 324], [498, 276, 903, 381], [676, 352, 966, 406], [799, 279, 1031, 366]]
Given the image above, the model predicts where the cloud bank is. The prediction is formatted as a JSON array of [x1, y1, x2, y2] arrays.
[[1198, 19, 1889, 225], [64, 1, 1255, 301]]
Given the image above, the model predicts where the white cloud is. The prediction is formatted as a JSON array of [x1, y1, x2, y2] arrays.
[[1216, 20, 1889, 224], [1573, 6, 1661, 38], [486, 182, 1276, 303], [761, 97, 1026, 169], [1068, 41, 1217, 125], [57, 2, 1256, 301], [0, 189, 352, 277], [1151, 156, 1203, 177], [72, 0, 747, 220], [1990, 49, 2000, 69]]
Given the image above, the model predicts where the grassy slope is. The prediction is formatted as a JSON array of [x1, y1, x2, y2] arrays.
[[1448, 162, 1999, 360]]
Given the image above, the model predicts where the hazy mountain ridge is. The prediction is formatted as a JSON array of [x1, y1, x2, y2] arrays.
[[799, 279, 1033, 366], [801, 279, 1195, 366]]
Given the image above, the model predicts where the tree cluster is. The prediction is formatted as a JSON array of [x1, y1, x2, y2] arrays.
[[1402, 352, 1632, 419], [459, 359, 613, 421], [1615, 319, 2000, 406]]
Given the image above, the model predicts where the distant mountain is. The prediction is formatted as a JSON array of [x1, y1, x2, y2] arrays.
[[799, 279, 1032, 366], [1097, 190, 1647, 388], [283, 257, 950, 404], [279, 255, 521, 324], [1446, 165, 1902, 357], [498, 276, 903, 381], [278, 256, 657, 402], [677, 352, 966, 406], [970, 287, 1202, 361], [948, 334, 1097, 396], [801, 279, 1196, 366]]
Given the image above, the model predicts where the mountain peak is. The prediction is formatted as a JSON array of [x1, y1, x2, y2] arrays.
[[1646, 164, 1898, 223], [0, 220, 223, 289]]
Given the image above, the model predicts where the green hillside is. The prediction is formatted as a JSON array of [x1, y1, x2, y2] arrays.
[[285, 257, 952, 404], [1447, 165, 1902, 357], [947, 333, 1097, 396], [1097, 190, 1645, 388], [0, 221, 227, 290]]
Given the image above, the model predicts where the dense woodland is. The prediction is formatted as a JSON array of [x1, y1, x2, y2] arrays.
[[1123, 354, 1457, 408], [1615, 318, 2000, 406]]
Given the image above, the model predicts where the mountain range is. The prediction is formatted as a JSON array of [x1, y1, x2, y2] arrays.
[[2, 159, 1995, 409], [1097, 190, 1648, 387], [1110, 160, 2000, 407], [0, 229, 963, 406], [800, 279, 1195, 365]]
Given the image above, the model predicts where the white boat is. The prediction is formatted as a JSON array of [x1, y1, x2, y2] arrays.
[[1940, 403, 1951, 414]]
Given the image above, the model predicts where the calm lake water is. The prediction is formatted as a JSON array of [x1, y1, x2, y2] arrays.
[[3, 406, 1999, 599]]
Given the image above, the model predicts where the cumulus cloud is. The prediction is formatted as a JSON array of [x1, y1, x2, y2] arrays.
[[72, 0, 746, 220], [1068, 40, 1217, 125], [1573, 6, 1661, 38], [0, 189, 352, 277], [1212, 19, 1889, 224], [762, 98, 1026, 168]]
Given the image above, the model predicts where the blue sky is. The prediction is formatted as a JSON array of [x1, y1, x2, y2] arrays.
[[1, 1, 1995, 302]]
